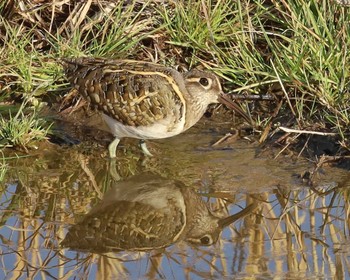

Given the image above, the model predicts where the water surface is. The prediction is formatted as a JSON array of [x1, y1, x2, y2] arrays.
[[1, 120, 349, 279]]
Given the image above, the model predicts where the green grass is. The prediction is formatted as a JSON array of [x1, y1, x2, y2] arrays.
[[0, 101, 51, 151], [261, 0, 350, 126], [0, 19, 62, 101], [160, 0, 350, 146], [0, 0, 349, 155], [161, 1, 237, 49]]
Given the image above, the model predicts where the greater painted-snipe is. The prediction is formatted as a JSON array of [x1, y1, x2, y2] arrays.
[[62, 57, 250, 157]]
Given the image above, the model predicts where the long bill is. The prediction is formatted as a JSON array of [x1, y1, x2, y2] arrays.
[[218, 94, 252, 125], [218, 203, 257, 228]]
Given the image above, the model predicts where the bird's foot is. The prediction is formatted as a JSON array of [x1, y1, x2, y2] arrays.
[[108, 158, 121, 181], [139, 140, 153, 157], [108, 137, 120, 159]]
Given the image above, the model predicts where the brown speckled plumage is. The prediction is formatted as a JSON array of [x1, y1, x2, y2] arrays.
[[61, 173, 257, 252], [63, 58, 186, 128]]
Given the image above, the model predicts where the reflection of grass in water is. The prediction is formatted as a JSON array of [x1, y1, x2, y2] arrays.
[[0, 155, 349, 278], [0, 132, 348, 278], [0, 154, 7, 182]]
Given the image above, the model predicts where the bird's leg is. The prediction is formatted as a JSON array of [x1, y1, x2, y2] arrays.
[[108, 158, 121, 181], [139, 139, 153, 156], [108, 137, 120, 158]]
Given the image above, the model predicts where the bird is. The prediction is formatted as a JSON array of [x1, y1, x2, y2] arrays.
[[62, 57, 250, 158], [61, 173, 256, 252]]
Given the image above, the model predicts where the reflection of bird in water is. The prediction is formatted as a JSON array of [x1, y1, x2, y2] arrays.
[[61, 173, 256, 252], [62, 57, 250, 158]]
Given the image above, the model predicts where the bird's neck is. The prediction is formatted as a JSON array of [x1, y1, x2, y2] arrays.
[[184, 99, 209, 130]]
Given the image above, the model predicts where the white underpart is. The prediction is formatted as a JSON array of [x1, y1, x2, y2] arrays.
[[102, 113, 186, 139]]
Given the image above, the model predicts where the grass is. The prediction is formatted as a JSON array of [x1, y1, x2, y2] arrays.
[[0, 109, 50, 151], [0, 0, 349, 156], [161, 1, 237, 49], [0, 94, 51, 151], [164, 0, 350, 152], [263, 0, 350, 127]]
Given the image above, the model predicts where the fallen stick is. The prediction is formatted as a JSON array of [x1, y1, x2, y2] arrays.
[[279, 126, 337, 136], [228, 94, 275, 101]]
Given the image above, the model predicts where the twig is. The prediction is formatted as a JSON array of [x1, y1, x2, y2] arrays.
[[279, 126, 337, 136], [227, 79, 279, 93], [212, 131, 239, 146], [227, 94, 275, 101]]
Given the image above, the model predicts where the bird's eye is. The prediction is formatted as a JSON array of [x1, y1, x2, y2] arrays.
[[199, 77, 209, 86], [200, 235, 212, 245]]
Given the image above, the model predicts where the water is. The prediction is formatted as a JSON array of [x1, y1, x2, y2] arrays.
[[1, 120, 349, 279]]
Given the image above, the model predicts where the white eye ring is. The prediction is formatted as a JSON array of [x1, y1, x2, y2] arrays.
[[198, 77, 212, 89], [199, 77, 209, 86]]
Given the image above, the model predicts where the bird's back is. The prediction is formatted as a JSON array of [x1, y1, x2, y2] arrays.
[[62, 58, 187, 131]]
